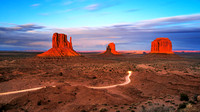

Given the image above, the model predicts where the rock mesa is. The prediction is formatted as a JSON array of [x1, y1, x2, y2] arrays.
[[102, 42, 121, 55], [37, 33, 80, 57], [151, 38, 173, 54]]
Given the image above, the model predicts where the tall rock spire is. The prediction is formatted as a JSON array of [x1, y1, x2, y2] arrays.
[[69, 36, 73, 50]]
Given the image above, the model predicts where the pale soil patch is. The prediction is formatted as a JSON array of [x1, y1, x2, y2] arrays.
[[137, 64, 155, 70]]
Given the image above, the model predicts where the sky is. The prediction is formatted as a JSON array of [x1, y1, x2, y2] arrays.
[[0, 0, 200, 51]]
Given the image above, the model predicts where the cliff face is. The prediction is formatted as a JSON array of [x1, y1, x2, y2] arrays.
[[102, 42, 121, 55], [151, 38, 173, 54], [37, 33, 80, 57], [52, 33, 68, 48]]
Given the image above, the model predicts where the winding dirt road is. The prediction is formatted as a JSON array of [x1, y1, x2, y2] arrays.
[[87, 71, 132, 89], [0, 86, 46, 96], [0, 71, 132, 96]]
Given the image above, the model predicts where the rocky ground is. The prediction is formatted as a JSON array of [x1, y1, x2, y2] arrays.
[[0, 52, 199, 112]]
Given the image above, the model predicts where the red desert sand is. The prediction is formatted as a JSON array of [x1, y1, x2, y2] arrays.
[[151, 38, 174, 54], [37, 33, 80, 57]]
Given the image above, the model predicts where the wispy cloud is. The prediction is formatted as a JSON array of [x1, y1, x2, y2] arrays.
[[0, 24, 51, 50], [4, 40, 18, 44], [28, 41, 51, 47], [105, 36, 121, 39], [134, 13, 200, 28], [39, 9, 73, 16], [85, 4, 99, 11], [56, 9, 73, 14], [84, 1, 120, 11], [0, 24, 44, 32], [126, 9, 139, 12], [31, 3, 40, 7], [63, 1, 73, 5], [39, 13, 49, 16]]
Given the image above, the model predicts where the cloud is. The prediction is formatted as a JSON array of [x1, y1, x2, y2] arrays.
[[40, 0, 118, 15], [0, 24, 50, 50], [74, 39, 110, 47], [0, 24, 45, 32], [85, 4, 99, 11], [105, 36, 121, 39], [72, 37, 128, 51], [39, 9, 73, 16], [0, 13, 200, 51], [55, 9, 73, 14], [84, 1, 120, 11], [134, 13, 200, 28], [126, 9, 139, 12], [63, 1, 73, 5], [31, 4, 40, 7], [18, 24, 45, 31], [4, 40, 18, 44], [28, 41, 51, 47], [39, 13, 49, 16]]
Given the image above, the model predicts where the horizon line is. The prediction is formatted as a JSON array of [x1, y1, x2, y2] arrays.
[[0, 50, 200, 53]]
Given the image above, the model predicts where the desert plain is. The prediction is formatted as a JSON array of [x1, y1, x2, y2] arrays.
[[0, 52, 199, 112]]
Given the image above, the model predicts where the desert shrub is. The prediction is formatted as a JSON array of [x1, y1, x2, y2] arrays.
[[93, 108, 97, 111], [145, 106, 174, 112], [178, 103, 187, 109], [193, 94, 199, 101], [141, 105, 146, 111], [114, 105, 118, 107], [58, 101, 62, 104], [165, 100, 170, 103], [0, 104, 11, 111], [102, 104, 108, 106], [100, 108, 108, 112], [180, 93, 189, 101], [129, 106, 133, 109], [37, 101, 42, 106], [80, 110, 87, 112], [116, 110, 120, 112], [189, 100, 196, 104], [147, 101, 152, 103], [59, 72, 63, 76]]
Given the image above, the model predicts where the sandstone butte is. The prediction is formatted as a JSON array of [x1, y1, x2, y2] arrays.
[[102, 42, 121, 55], [151, 37, 174, 54], [37, 33, 80, 57]]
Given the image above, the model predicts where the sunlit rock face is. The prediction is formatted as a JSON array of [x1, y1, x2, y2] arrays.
[[102, 42, 121, 55], [37, 33, 80, 57], [151, 38, 174, 54]]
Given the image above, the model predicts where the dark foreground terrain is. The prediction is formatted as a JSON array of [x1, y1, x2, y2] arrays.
[[0, 52, 199, 112]]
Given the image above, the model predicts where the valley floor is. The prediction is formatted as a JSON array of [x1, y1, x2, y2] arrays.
[[0, 52, 199, 112]]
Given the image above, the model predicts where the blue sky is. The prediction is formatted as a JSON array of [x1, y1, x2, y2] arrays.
[[0, 0, 200, 51]]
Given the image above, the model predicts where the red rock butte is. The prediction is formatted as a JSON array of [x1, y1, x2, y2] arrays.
[[37, 33, 80, 57], [151, 38, 174, 54], [102, 42, 121, 55]]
